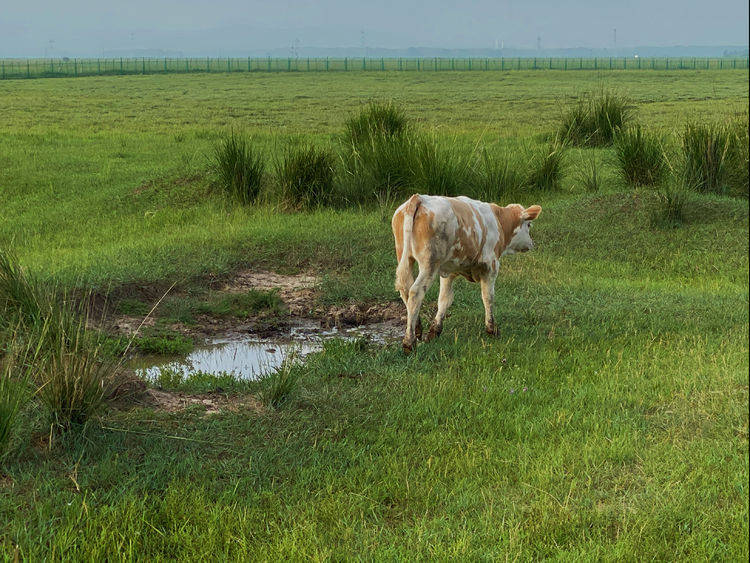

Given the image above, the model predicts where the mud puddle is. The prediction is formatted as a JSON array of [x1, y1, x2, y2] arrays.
[[132, 319, 401, 381]]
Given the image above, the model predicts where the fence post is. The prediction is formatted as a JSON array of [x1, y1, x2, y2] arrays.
[[579, 57, 582, 69], [623, 57, 627, 69], [74, 58, 78, 76], [1, 60, 4, 80]]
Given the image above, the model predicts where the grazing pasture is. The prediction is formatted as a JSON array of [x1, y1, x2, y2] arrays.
[[0, 69, 748, 559]]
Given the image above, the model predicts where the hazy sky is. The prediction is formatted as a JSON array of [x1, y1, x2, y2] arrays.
[[2, 1, 748, 56]]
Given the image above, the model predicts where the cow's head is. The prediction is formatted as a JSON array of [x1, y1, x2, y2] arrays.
[[502, 205, 542, 256]]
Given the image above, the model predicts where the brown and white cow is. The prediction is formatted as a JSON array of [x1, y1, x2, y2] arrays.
[[392, 194, 541, 352]]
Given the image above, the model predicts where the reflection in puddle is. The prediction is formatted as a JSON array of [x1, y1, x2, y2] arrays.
[[132, 320, 401, 381]]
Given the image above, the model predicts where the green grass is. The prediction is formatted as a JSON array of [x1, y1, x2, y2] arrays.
[[275, 144, 337, 209], [0, 70, 748, 559], [210, 131, 265, 205], [614, 124, 667, 186], [682, 119, 749, 196]]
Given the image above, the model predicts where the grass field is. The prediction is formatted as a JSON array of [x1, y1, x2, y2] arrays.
[[1, 70, 748, 559]]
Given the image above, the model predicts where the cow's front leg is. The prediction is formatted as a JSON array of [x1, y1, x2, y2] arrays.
[[403, 267, 437, 352], [426, 274, 456, 342], [480, 274, 498, 336]]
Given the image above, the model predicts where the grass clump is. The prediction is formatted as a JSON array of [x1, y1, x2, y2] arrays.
[[194, 290, 286, 318], [133, 327, 193, 356], [211, 132, 265, 205], [36, 315, 117, 428], [0, 249, 48, 333], [575, 154, 603, 192], [276, 145, 337, 209], [559, 90, 633, 147], [682, 119, 749, 196], [341, 132, 416, 203], [615, 125, 666, 186], [340, 101, 416, 204], [1, 249, 120, 429], [651, 181, 690, 229], [526, 141, 567, 192], [344, 101, 408, 147], [0, 344, 31, 457], [412, 134, 473, 197], [472, 149, 526, 201], [260, 352, 302, 409], [153, 368, 255, 394]]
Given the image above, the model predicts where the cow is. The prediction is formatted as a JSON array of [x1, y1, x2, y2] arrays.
[[392, 194, 541, 352]]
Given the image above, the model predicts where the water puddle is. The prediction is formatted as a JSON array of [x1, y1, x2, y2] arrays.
[[132, 319, 401, 381]]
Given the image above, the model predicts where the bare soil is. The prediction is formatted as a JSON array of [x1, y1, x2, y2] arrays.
[[109, 373, 265, 416], [110, 269, 406, 340]]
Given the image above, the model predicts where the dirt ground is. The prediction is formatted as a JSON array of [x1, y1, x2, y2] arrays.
[[111, 269, 407, 340]]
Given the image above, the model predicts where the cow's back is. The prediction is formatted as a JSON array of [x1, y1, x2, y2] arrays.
[[398, 195, 501, 278]]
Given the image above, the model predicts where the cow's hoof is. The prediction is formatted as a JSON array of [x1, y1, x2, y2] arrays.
[[485, 325, 498, 337], [425, 324, 442, 342], [402, 341, 414, 354], [415, 318, 423, 340]]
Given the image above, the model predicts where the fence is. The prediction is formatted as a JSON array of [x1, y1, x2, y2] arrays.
[[1, 56, 748, 80]]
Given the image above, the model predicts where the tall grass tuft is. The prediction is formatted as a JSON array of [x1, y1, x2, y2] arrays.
[[559, 90, 633, 147], [35, 312, 116, 428], [0, 343, 31, 457], [1, 249, 118, 429], [472, 149, 526, 201], [344, 101, 408, 147], [526, 141, 567, 191], [210, 132, 265, 204], [682, 120, 749, 196], [652, 180, 690, 228], [260, 352, 302, 409], [0, 249, 46, 332], [575, 154, 602, 192], [276, 145, 336, 209], [614, 125, 666, 186], [340, 132, 416, 203], [411, 134, 473, 197]]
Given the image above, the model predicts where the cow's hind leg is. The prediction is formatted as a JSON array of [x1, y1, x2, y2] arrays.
[[397, 257, 422, 339], [480, 274, 498, 336], [403, 266, 438, 352], [426, 274, 456, 342]]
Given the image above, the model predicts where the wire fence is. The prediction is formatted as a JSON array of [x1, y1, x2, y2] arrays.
[[1, 56, 748, 80]]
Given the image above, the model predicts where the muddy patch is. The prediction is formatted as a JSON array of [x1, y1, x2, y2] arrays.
[[145, 389, 265, 416], [221, 269, 320, 316], [132, 318, 402, 381]]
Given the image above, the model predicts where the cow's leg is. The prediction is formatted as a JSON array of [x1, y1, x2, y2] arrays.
[[480, 273, 498, 336], [426, 274, 456, 342], [403, 266, 438, 352], [397, 257, 422, 339]]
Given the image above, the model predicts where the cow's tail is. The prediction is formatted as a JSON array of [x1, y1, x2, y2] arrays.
[[395, 194, 421, 295]]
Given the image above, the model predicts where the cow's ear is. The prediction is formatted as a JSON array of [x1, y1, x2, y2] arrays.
[[523, 205, 541, 221]]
